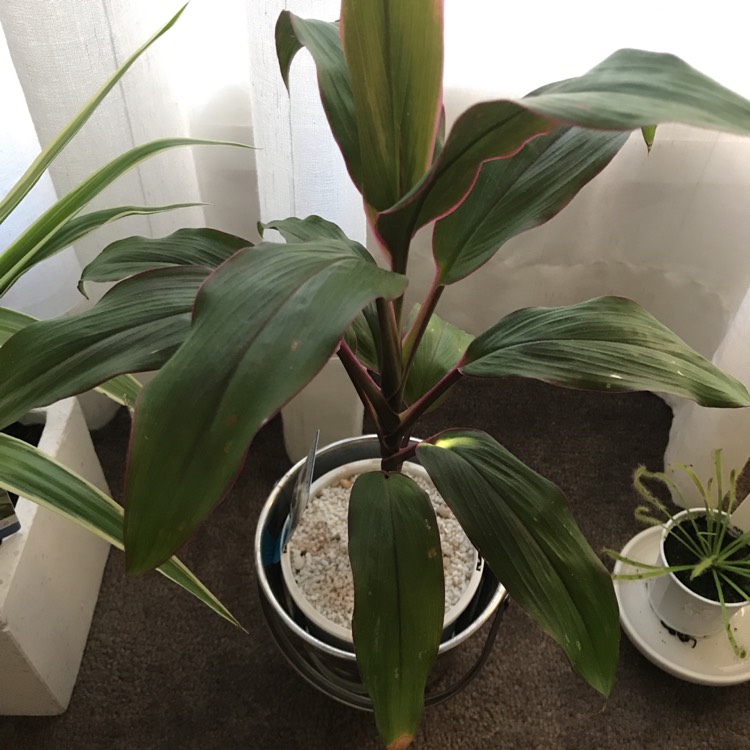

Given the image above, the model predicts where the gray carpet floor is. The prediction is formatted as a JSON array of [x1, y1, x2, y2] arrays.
[[2, 377, 750, 749]]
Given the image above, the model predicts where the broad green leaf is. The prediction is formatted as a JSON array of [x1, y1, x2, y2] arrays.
[[0, 267, 207, 429], [523, 49, 750, 132], [374, 101, 555, 259], [259, 215, 371, 262], [340, 0, 443, 212], [0, 433, 240, 627], [349, 471, 443, 750], [276, 12, 361, 189], [80, 228, 252, 290], [261, 216, 380, 369], [0, 5, 187, 226], [376, 48, 750, 261], [0, 306, 142, 409], [40, 203, 202, 270], [418, 430, 619, 695], [462, 297, 750, 408], [0, 307, 36, 345], [402, 305, 472, 408], [345, 302, 381, 372], [124, 240, 407, 573], [432, 127, 629, 284], [0, 137, 247, 295]]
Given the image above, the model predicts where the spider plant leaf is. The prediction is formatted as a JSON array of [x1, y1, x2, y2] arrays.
[[38, 203, 203, 274], [0, 267, 208, 429], [0, 138, 248, 295], [461, 297, 750, 408], [97, 375, 142, 410], [432, 127, 629, 284], [349, 471, 443, 750], [276, 13, 361, 189], [418, 429, 619, 695], [124, 240, 407, 573], [79, 227, 253, 289], [340, 0, 443, 213], [0, 433, 240, 628], [402, 305, 472, 408], [0, 5, 188, 226]]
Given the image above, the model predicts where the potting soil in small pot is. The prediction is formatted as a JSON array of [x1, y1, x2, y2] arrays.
[[281, 459, 482, 643], [664, 514, 750, 603]]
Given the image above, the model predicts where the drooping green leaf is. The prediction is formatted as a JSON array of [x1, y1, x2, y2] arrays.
[[40, 203, 203, 272], [376, 48, 750, 262], [0, 305, 143, 409], [402, 305, 472, 408], [0, 5, 188, 226], [340, 0, 443, 212], [349, 471, 443, 750], [523, 49, 750, 132], [418, 429, 619, 695], [276, 12, 361, 189], [79, 228, 252, 290], [461, 297, 750, 407], [0, 433, 240, 628], [259, 215, 371, 261], [124, 240, 407, 573], [432, 127, 629, 284], [0, 267, 207, 429], [0, 138, 248, 295], [0, 307, 36, 345], [375, 101, 556, 259]]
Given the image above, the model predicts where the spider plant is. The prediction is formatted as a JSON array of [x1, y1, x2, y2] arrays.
[[0, 4, 244, 626]]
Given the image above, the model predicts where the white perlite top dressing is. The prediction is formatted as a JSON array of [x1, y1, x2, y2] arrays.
[[287, 466, 476, 630]]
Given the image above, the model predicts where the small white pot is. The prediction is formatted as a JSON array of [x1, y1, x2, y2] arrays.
[[280, 458, 484, 648], [648, 508, 750, 638]]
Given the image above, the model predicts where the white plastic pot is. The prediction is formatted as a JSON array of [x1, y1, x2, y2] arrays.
[[0, 398, 110, 715], [648, 508, 750, 638], [280, 458, 484, 648]]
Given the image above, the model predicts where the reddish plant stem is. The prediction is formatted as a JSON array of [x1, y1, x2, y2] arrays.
[[398, 278, 445, 400], [396, 367, 463, 438], [337, 340, 399, 439]]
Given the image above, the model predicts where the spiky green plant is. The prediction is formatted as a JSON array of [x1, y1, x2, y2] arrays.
[[609, 450, 750, 658]]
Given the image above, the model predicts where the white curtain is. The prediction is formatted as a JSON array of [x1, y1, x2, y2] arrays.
[[3, 0, 750, 487]]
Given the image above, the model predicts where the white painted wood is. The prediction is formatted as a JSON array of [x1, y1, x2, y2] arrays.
[[0, 398, 110, 715]]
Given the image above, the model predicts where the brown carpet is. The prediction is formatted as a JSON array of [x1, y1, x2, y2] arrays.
[[2, 377, 750, 750]]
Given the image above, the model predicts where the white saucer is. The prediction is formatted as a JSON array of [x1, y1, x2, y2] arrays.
[[613, 525, 750, 686]]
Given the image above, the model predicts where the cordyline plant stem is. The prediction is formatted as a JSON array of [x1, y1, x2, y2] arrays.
[[400, 279, 446, 397], [337, 340, 397, 436], [376, 297, 403, 404]]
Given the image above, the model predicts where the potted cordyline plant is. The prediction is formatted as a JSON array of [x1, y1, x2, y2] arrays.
[[5, 1, 750, 747], [610, 451, 750, 657]]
